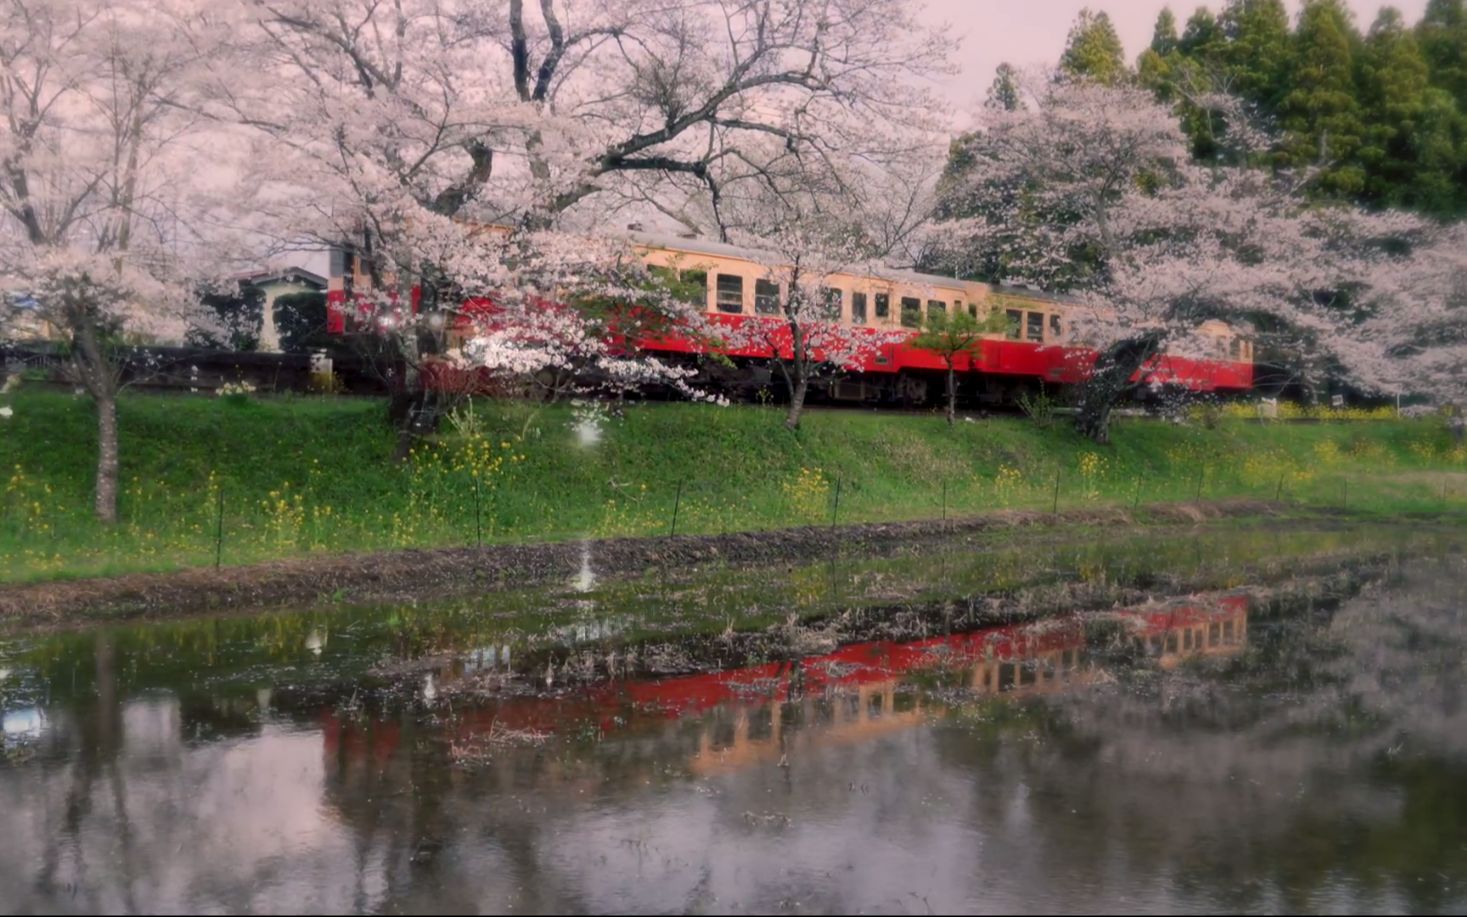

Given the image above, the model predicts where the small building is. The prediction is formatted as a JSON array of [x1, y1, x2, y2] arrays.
[[235, 267, 327, 353]]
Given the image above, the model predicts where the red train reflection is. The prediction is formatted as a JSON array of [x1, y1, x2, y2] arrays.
[[323, 595, 1250, 773]]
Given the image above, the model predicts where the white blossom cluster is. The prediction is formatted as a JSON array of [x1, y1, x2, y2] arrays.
[[928, 70, 1467, 409]]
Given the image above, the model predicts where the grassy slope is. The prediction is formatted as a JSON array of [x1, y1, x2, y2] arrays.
[[2, 389, 1464, 583]]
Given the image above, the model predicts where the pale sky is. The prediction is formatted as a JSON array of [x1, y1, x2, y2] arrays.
[[921, 0, 1431, 118]]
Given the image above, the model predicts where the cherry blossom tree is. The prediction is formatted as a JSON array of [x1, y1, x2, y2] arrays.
[[198, 0, 950, 440], [1353, 220, 1467, 425], [929, 73, 1405, 443], [0, 0, 235, 523], [716, 208, 906, 430]]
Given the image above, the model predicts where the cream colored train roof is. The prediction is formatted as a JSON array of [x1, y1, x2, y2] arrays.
[[619, 230, 997, 294]]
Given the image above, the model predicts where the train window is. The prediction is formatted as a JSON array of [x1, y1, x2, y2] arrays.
[[715, 273, 743, 313], [1229, 338, 1241, 359], [874, 293, 890, 319], [851, 292, 868, 324], [1005, 309, 1022, 340], [968, 303, 978, 318], [755, 278, 780, 315], [1026, 312, 1044, 342], [679, 269, 708, 305], [900, 296, 922, 328], [1050, 314, 1062, 339], [820, 287, 843, 318], [928, 299, 946, 318]]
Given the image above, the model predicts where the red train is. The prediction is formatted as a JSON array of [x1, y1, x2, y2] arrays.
[[326, 230, 1255, 407]]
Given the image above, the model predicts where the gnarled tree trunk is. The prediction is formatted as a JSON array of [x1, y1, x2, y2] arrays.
[[1074, 332, 1163, 445]]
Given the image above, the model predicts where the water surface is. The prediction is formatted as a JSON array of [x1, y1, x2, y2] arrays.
[[1, 523, 1464, 914]]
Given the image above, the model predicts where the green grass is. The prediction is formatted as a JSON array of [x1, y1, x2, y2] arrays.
[[2, 388, 1465, 583]]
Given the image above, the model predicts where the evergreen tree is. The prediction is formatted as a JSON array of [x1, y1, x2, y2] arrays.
[[1151, 8, 1180, 56], [1279, 0, 1367, 195], [1144, 8, 1242, 162], [1219, 0, 1293, 109], [1418, 0, 1467, 106], [987, 63, 1024, 111], [1360, 9, 1431, 202], [1179, 7, 1226, 64], [1139, 9, 1185, 103], [1137, 47, 1176, 101], [1060, 9, 1129, 84]]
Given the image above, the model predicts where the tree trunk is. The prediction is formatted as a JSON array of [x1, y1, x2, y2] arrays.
[[1074, 333, 1162, 445], [72, 316, 120, 524], [95, 394, 119, 525], [785, 375, 809, 431], [391, 322, 428, 463], [945, 364, 957, 426]]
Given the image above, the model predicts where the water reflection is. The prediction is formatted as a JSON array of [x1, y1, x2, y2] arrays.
[[1, 540, 1464, 913]]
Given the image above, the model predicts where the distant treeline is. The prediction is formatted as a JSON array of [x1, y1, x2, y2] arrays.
[[986, 0, 1467, 216]]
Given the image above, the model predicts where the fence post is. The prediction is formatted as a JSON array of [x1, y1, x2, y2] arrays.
[[1342, 477, 1348, 511], [214, 483, 225, 570], [831, 477, 842, 529], [1051, 469, 1061, 515], [1133, 477, 1142, 510], [1276, 474, 1285, 503], [473, 474, 483, 548], [942, 479, 948, 524], [1195, 466, 1205, 501], [669, 480, 684, 537]]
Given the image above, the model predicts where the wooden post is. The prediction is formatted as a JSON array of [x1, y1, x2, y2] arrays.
[[942, 479, 948, 524], [831, 477, 842, 529], [1052, 469, 1061, 514], [474, 475, 483, 548], [214, 483, 225, 570], [669, 480, 684, 537], [1276, 474, 1285, 503]]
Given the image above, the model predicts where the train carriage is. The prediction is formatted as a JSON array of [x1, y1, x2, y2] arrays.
[[325, 229, 1255, 407]]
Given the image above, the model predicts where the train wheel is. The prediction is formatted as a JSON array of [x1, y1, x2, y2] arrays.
[[895, 373, 929, 408]]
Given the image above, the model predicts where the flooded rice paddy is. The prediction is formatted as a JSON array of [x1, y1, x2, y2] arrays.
[[1, 521, 1465, 914]]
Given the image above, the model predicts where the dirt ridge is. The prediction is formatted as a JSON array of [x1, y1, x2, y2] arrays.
[[0, 500, 1286, 626]]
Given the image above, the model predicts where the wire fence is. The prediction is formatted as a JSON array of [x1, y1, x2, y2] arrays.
[[3, 456, 1462, 584]]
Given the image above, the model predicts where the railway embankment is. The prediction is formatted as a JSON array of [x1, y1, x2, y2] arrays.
[[2, 389, 1464, 594]]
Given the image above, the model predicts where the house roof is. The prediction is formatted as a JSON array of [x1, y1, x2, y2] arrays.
[[235, 267, 328, 290]]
